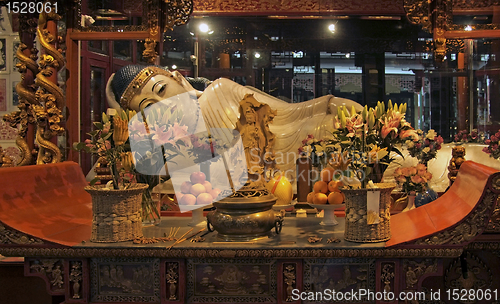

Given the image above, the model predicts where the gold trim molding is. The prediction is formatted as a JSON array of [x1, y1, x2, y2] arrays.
[[0, 247, 464, 259]]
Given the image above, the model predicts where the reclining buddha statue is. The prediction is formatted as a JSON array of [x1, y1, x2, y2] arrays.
[[106, 65, 364, 187]]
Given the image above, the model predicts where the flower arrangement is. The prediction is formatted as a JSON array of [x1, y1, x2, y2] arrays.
[[331, 100, 417, 187], [453, 129, 485, 144], [393, 164, 432, 194], [298, 134, 335, 167], [187, 133, 227, 164], [483, 129, 500, 159], [406, 129, 444, 165], [74, 106, 192, 222], [74, 109, 137, 189]]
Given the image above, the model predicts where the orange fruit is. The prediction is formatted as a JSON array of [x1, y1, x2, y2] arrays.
[[328, 180, 344, 192], [320, 167, 336, 182], [307, 192, 314, 203], [313, 192, 328, 205], [327, 191, 344, 205], [313, 181, 329, 193]]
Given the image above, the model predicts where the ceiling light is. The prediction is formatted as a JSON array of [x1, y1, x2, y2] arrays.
[[199, 23, 209, 33], [328, 24, 336, 33]]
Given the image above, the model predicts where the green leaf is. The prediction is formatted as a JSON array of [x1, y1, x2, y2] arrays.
[[102, 113, 109, 124], [89, 177, 100, 186], [93, 122, 103, 130], [102, 132, 112, 140], [73, 142, 83, 151]]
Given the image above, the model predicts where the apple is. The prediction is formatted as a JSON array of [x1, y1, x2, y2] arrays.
[[179, 194, 196, 205], [190, 171, 206, 184], [180, 181, 192, 194], [190, 183, 206, 197], [209, 188, 222, 201], [196, 192, 213, 205], [202, 181, 212, 192]]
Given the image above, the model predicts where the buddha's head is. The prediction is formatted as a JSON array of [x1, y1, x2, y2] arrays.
[[107, 65, 197, 111]]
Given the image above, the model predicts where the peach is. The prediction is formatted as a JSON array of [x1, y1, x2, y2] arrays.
[[190, 183, 206, 197], [327, 191, 344, 205], [320, 167, 336, 182], [202, 181, 212, 192], [209, 188, 222, 200], [196, 192, 213, 205], [313, 181, 328, 194], [174, 192, 184, 203], [180, 181, 192, 194], [179, 194, 197, 205], [312, 192, 328, 205], [190, 171, 206, 184]]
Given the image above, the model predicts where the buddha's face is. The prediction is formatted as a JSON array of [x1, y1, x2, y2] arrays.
[[128, 74, 189, 111]]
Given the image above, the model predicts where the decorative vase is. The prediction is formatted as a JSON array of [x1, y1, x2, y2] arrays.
[[342, 183, 396, 243], [415, 186, 438, 208], [402, 194, 416, 212], [84, 183, 148, 242], [142, 195, 162, 227]]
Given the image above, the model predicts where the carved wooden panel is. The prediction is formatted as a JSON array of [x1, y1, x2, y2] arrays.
[[186, 258, 277, 303], [89, 257, 160, 303], [193, 0, 405, 16], [303, 258, 376, 303], [25, 258, 65, 295], [64, 259, 88, 303]]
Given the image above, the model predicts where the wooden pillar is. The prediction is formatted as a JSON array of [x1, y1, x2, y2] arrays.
[[3, 14, 38, 166], [456, 52, 468, 131], [489, 6, 500, 128], [34, 5, 65, 164], [19, 14, 38, 163]]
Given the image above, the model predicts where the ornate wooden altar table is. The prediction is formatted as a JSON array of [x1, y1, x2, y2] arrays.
[[2, 217, 498, 304]]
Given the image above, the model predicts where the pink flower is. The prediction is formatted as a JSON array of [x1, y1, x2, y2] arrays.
[[411, 174, 423, 184], [409, 167, 417, 175], [396, 176, 406, 183], [492, 144, 499, 151], [483, 147, 491, 154], [401, 167, 410, 176], [399, 129, 419, 140], [416, 163, 426, 171], [491, 136, 498, 142], [486, 139, 491, 145], [102, 122, 111, 134], [85, 139, 94, 148], [436, 136, 444, 144], [128, 120, 149, 140], [415, 143, 421, 149]]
